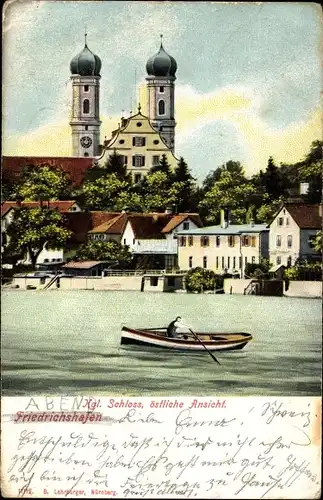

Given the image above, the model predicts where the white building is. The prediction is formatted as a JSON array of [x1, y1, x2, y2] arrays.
[[177, 214, 269, 277], [268, 203, 322, 267]]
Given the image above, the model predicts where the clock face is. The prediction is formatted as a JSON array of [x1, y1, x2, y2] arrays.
[[80, 136, 92, 148]]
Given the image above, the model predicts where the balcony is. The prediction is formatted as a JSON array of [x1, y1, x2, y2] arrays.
[[132, 239, 178, 255]]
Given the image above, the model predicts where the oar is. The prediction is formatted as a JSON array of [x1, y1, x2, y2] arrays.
[[189, 328, 221, 365]]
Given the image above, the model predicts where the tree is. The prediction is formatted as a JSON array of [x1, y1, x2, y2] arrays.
[[171, 157, 197, 212], [298, 140, 322, 203], [80, 174, 130, 210], [149, 154, 172, 177], [104, 150, 130, 182], [199, 168, 254, 224], [260, 157, 285, 200], [140, 171, 177, 212], [202, 161, 245, 192], [312, 231, 322, 254], [13, 165, 72, 201], [6, 207, 71, 269], [74, 240, 132, 268], [185, 267, 223, 293], [255, 196, 282, 224]]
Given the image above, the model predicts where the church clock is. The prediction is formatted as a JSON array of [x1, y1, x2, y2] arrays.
[[80, 136, 92, 148]]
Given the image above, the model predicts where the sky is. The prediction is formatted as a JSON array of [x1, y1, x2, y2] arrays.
[[2, 1, 322, 182]]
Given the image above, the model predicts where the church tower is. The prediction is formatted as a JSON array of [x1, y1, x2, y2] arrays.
[[145, 36, 177, 152], [69, 35, 102, 157]]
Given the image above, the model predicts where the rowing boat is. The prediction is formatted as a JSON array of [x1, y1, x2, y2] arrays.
[[120, 326, 252, 352]]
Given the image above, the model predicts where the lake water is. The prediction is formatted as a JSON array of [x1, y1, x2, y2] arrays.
[[1, 290, 322, 397]]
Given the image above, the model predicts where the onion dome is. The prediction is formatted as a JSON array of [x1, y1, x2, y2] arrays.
[[146, 36, 177, 77], [70, 35, 101, 76]]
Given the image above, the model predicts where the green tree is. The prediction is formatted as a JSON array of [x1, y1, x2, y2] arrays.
[[81, 174, 130, 210], [149, 153, 172, 177], [260, 156, 285, 200], [185, 267, 222, 293], [202, 161, 245, 192], [13, 165, 72, 201], [298, 140, 322, 203], [6, 207, 71, 269], [172, 157, 197, 212], [104, 150, 130, 182], [199, 168, 254, 224], [74, 240, 132, 268], [140, 171, 176, 212], [255, 196, 282, 224], [312, 231, 322, 254]]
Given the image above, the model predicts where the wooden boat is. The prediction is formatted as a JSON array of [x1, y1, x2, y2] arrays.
[[121, 326, 252, 352]]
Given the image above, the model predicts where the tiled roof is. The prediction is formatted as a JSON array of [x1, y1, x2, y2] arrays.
[[64, 212, 119, 243], [161, 213, 202, 233], [2, 156, 93, 187], [284, 203, 322, 229], [1, 200, 78, 216], [177, 224, 268, 235], [62, 260, 105, 269], [89, 213, 128, 234], [128, 214, 170, 239]]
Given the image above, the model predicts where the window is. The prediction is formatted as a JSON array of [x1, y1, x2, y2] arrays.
[[150, 277, 158, 286], [276, 256, 281, 265], [179, 236, 186, 247], [227, 256, 230, 269], [252, 256, 256, 264], [133, 239, 136, 244], [287, 235, 292, 248], [188, 236, 193, 246], [132, 136, 146, 147], [216, 236, 220, 247], [242, 235, 250, 246], [123, 155, 128, 166], [44, 258, 49, 263], [84, 85, 89, 92], [153, 139, 159, 145], [189, 256, 193, 268], [277, 217, 284, 226], [85, 125, 88, 131], [119, 139, 125, 144], [183, 222, 189, 230], [287, 256, 292, 267], [200, 236, 209, 247], [222, 257, 225, 269], [132, 155, 145, 167], [123, 238, 126, 245], [152, 155, 160, 166], [216, 256, 219, 268], [84, 152, 89, 157], [286, 218, 290, 226], [159, 86, 164, 93], [233, 257, 236, 269], [239, 256, 242, 269], [251, 236, 256, 247], [228, 235, 235, 247], [158, 100, 165, 115], [203, 256, 207, 269], [136, 122, 142, 127], [83, 99, 90, 114], [134, 173, 141, 183], [276, 235, 281, 247], [245, 256, 248, 266], [40, 277, 46, 285]]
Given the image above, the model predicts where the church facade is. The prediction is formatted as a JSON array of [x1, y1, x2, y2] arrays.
[[69, 36, 179, 180]]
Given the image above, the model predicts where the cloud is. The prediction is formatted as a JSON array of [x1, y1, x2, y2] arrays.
[[2, 82, 321, 179]]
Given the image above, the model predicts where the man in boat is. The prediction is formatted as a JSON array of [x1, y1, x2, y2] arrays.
[[167, 316, 191, 338]]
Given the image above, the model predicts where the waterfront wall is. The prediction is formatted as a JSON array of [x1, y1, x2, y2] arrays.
[[223, 279, 252, 295], [284, 281, 322, 298]]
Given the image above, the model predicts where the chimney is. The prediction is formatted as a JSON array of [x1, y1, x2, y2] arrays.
[[250, 219, 255, 227], [220, 209, 228, 228], [299, 182, 309, 195]]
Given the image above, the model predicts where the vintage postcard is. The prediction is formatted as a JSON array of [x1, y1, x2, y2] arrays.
[[1, 1, 322, 498]]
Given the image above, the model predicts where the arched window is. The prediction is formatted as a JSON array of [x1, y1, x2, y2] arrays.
[[158, 99, 165, 115], [83, 99, 90, 114]]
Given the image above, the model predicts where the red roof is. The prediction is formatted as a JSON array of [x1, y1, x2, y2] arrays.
[[1, 200, 78, 216], [62, 260, 104, 269], [161, 213, 202, 233], [285, 204, 322, 229], [2, 157, 93, 187], [64, 212, 120, 243]]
